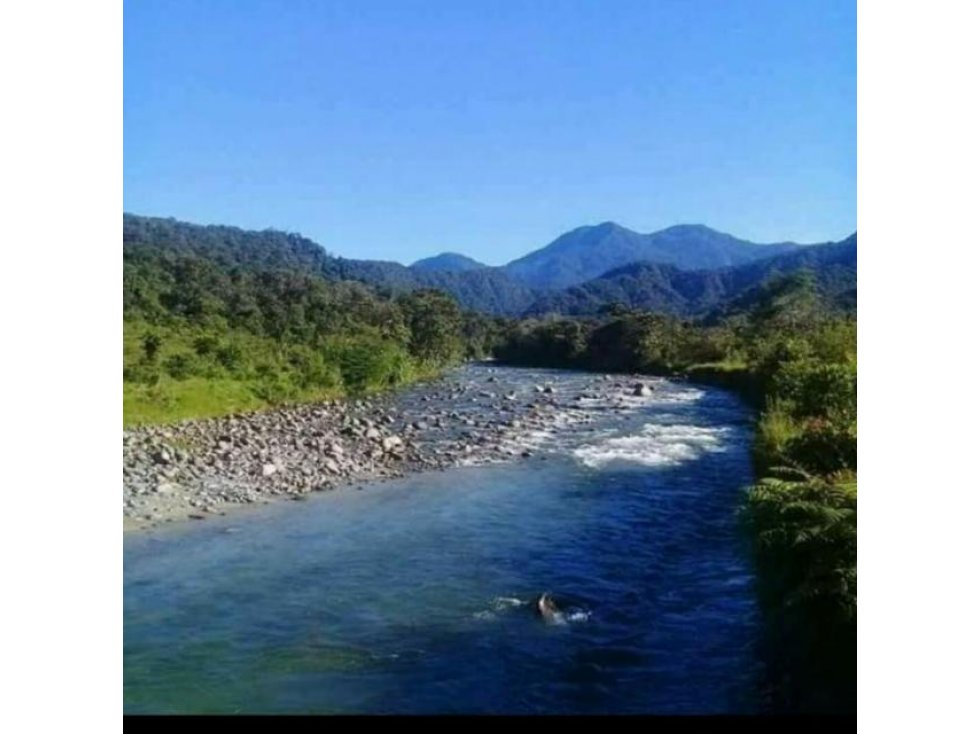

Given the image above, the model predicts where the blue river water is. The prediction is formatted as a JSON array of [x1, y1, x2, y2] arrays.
[[124, 367, 767, 714]]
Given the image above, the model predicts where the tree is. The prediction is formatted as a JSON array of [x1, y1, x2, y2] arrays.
[[397, 290, 464, 364]]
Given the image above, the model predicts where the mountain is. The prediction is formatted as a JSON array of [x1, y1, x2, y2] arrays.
[[524, 234, 856, 317], [503, 222, 806, 290], [123, 214, 536, 315], [411, 252, 487, 273], [123, 214, 854, 318]]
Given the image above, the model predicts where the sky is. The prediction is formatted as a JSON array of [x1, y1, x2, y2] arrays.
[[124, 0, 856, 265]]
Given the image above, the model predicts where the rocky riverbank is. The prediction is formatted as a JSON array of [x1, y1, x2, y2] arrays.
[[123, 365, 665, 531]]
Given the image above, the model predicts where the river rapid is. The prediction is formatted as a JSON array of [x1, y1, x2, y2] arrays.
[[124, 364, 768, 714]]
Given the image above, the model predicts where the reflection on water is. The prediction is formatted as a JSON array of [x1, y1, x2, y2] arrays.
[[125, 365, 764, 714]]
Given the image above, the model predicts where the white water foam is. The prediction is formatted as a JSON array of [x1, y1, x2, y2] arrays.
[[573, 422, 731, 469]]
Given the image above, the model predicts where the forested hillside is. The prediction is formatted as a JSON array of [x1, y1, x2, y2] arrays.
[[124, 214, 537, 315], [525, 234, 856, 317], [123, 217, 503, 424]]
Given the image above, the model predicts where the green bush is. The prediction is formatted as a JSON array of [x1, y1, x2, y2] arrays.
[[744, 474, 857, 620], [215, 342, 245, 372], [193, 334, 220, 357], [785, 419, 857, 475], [163, 352, 198, 380], [772, 360, 856, 421]]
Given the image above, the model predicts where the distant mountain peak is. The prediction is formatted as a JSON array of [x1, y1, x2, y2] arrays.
[[411, 252, 487, 273], [503, 222, 806, 290], [660, 223, 720, 235]]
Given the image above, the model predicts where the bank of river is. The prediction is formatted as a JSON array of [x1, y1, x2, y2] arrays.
[[125, 364, 769, 713]]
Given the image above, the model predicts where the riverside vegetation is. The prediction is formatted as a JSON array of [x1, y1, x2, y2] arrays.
[[123, 218, 855, 712], [124, 245, 503, 424]]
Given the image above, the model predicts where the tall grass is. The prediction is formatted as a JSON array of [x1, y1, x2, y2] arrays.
[[754, 399, 803, 470], [123, 320, 446, 426]]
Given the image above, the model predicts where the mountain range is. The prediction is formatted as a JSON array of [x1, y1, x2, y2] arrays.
[[123, 214, 855, 317], [501, 222, 806, 290], [525, 234, 857, 317]]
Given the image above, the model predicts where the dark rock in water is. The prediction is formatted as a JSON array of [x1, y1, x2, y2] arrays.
[[632, 383, 653, 397], [521, 450, 533, 458], [543, 386, 556, 394]]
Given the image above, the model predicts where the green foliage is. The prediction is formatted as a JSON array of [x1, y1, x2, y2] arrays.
[[745, 473, 857, 620], [141, 332, 162, 363], [397, 289, 465, 364], [754, 399, 803, 468], [163, 352, 197, 380], [772, 361, 856, 422], [122, 215, 504, 424]]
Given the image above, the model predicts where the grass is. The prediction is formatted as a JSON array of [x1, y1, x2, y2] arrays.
[[123, 378, 351, 426], [754, 399, 803, 470], [123, 319, 457, 426], [128, 378, 282, 426]]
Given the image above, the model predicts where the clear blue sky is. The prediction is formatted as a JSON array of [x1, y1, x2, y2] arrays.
[[124, 0, 855, 265]]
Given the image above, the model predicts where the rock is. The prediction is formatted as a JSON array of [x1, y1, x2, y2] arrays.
[[632, 383, 653, 397], [262, 463, 278, 477], [365, 427, 382, 440], [382, 436, 404, 452], [152, 449, 172, 465], [543, 386, 555, 394]]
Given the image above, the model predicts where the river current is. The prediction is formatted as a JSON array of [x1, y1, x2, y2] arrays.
[[124, 364, 766, 714]]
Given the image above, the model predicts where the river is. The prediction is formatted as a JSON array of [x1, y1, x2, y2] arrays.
[[124, 364, 768, 714]]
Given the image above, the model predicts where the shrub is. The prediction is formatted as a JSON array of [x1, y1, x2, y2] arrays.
[[772, 360, 856, 421], [163, 352, 198, 380], [785, 418, 857, 475], [193, 334, 220, 357], [215, 342, 245, 372]]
